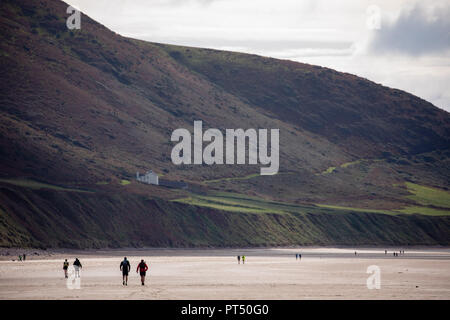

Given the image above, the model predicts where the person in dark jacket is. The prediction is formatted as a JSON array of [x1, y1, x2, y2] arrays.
[[73, 258, 82, 278], [120, 257, 131, 286]]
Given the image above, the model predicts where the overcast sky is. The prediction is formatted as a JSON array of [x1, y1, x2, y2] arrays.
[[65, 0, 450, 112]]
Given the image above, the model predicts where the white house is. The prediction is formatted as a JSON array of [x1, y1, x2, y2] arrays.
[[136, 170, 159, 185]]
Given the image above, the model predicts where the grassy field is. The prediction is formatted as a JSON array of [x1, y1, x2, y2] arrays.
[[203, 172, 293, 184], [396, 206, 450, 216], [173, 181, 450, 217], [319, 166, 337, 175], [173, 196, 273, 214], [317, 158, 383, 175], [173, 192, 395, 216], [315, 204, 391, 215], [0, 178, 91, 193], [173, 192, 371, 216], [316, 182, 450, 216], [405, 182, 450, 208], [203, 173, 260, 184], [173, 192, 312, 215]]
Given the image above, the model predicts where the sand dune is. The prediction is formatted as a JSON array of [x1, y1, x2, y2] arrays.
[[0, 248, 449, 299]]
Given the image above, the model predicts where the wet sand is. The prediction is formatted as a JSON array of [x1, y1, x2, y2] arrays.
[[0, 247, 449, 299]]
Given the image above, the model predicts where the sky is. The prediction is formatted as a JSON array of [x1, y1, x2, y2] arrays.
[[65, 0, 450, 112]]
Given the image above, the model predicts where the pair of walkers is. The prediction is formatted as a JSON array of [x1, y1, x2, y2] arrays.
[[62, 258, 82, 278], [120, 257, 149, 286], [237, 255, 246, 264]]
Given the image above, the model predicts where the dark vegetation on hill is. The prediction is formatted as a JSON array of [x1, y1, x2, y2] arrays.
[[1, 184, 449, 248], [0, 0, 449, 248]]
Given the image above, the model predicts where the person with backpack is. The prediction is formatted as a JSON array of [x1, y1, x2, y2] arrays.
[[136, 259, 148, 286], [120, 257, 131, 286], [63, 259, 69, 278], [73, 258, 82, 278]]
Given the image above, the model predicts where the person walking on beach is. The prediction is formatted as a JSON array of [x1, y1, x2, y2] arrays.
[[299, 254, 302, 260], [136, 259, 149, 286], [242, 255, 246, 264], [296, 254, 298, 260], [73, 258, 82, 277], [120, 257, 131, 286], [23, 254, 26, 261], [63, 259, 69, 278], [237, 255, 241, 264]]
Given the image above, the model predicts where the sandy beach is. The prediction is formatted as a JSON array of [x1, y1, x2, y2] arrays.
[[0, 247, 449, 300]]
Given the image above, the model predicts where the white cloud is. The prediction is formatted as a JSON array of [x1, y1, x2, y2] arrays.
[[368, 2, 450, 55]]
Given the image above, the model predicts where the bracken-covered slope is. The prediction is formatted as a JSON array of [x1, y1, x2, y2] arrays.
[[0, 0, 449, 248]]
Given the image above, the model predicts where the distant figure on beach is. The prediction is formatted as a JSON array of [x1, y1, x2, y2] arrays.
[[354, 251, 357, 256], [23, 254, 26, 261], [120, 257, 131, 286], [385, 250, 387, 255], [18, 255, 22, 261], [73, 258, 82, 277], [136, 259, 149, 286], [242, 255, 246, 264], [296, 254, 298, 260], [299, 254, 302, 260], [237, 256, 241, 264], [63, 259, 69, 278]]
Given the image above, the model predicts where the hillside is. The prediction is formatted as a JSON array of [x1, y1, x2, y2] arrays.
[[0, 0, 449, 248]]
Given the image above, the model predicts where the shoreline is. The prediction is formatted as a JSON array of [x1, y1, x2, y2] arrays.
[[1, 245, 449, 261]]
